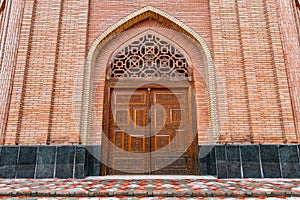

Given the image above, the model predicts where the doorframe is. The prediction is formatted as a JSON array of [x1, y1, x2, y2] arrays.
[[101, 80, 199, 175]]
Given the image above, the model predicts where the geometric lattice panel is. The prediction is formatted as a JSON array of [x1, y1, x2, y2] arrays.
[[108, 33, 190, 79]]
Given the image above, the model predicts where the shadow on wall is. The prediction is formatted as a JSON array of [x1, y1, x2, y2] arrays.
[[0, 0, 5, 12]]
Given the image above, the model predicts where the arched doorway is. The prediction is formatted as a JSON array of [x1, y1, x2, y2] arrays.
[[80, 6, 220, 176], [101, 31, 199, 175]]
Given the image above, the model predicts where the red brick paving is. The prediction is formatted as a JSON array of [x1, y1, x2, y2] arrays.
[[0, 178, 299, 198]]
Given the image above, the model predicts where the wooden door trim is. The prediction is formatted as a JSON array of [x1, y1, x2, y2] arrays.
[[100, 84, 111, 175], [106, 80, 193, 89], [189, 86, 200, 174]]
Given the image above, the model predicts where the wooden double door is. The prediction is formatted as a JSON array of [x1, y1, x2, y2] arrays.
[[103, 86, 198, 175]]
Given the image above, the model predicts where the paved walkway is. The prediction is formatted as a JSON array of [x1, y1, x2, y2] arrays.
[[0, 177, 299, 198]]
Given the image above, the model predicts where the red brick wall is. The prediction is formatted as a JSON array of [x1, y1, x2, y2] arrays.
[[0, 0, 24, 144], [0, 0, 299, 145], [5, 0, 89, 145], [276, 0, 300, 141], [49, 1, 89, 144], [87, 0, 212, 50], [210, 0, 297, 144]]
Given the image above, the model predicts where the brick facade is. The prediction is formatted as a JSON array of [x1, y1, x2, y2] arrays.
[[0, 0, 299, 145]]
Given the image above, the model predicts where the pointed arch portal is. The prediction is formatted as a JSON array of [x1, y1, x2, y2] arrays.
[[81, 6, 219, 175], [104, 31, 197, 175]]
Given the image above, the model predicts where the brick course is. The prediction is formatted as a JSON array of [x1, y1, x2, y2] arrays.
[[0, 0, 299, 145]]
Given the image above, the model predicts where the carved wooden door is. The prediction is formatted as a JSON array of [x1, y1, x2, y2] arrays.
[[150, 89, 196, 175], [106, 87, 197, 175], [107, 88, 151, 174]]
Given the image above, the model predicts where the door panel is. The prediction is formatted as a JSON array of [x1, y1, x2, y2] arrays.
[[107, 87, 197, 175], [108, 89, 150, 174], [150, 89, 193, 175]]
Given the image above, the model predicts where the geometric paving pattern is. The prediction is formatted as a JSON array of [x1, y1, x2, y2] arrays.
[[0, 178, 300, 198]]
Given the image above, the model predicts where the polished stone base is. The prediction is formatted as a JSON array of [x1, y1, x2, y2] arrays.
[[0, 144, 300, 178], [200, 144, 300, 178], [0, 145, 95, 178]]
